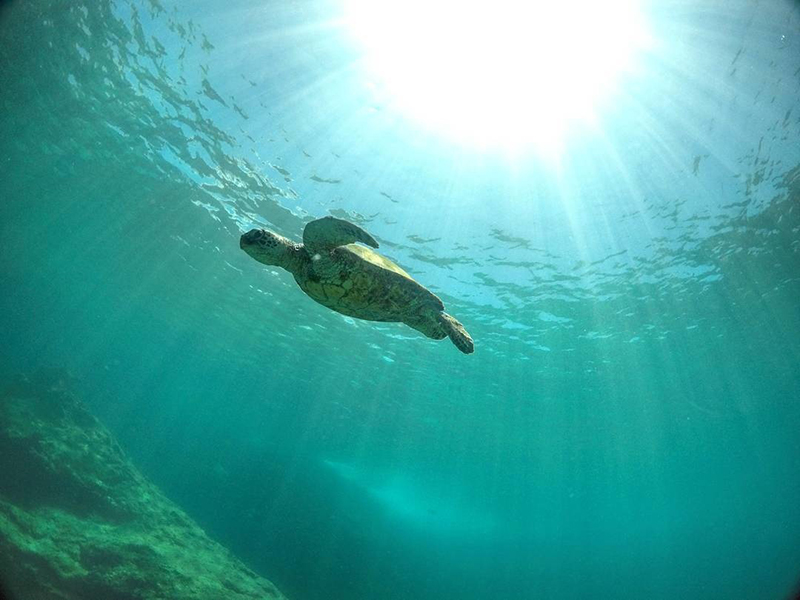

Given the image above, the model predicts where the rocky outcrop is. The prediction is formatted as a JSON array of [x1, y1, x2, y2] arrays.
[[0, 370, 287, 600]]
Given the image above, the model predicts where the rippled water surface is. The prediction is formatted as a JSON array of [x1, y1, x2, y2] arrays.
[[1, 1, 799, 599]]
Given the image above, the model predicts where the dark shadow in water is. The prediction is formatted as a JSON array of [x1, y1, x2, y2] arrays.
[[0, 583, 16, 600], [789, 580, 800, 600]]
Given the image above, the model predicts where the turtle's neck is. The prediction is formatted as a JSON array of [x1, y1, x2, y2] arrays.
[[277, 243, 309, 275]]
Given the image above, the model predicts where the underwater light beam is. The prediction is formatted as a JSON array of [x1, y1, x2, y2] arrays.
[[344, 0, 651, 156]]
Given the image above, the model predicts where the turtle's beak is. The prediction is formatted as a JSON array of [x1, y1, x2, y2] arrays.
[[240, 229, 261, 248]]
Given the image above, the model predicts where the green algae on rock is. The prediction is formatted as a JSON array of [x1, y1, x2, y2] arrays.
[[0, 370, 287, 600]]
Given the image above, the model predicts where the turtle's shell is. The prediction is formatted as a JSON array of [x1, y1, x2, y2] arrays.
[[295, 243, 444, 322], [345, 243, 412, 278]]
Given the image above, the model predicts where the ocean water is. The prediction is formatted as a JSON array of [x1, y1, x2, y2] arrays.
[[1, 0, 799, 599]]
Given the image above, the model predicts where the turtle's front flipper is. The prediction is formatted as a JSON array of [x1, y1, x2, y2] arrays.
[[440, 313, 474, 354], [303, 216, 379, 254]]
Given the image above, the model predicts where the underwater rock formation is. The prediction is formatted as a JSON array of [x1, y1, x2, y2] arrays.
[[0, 370, 287, 600]]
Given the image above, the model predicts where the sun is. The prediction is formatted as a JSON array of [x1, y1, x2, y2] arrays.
[[344, 0, 650, 156]]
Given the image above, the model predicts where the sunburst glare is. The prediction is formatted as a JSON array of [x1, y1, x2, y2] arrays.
[[344, 0, 652, 156]]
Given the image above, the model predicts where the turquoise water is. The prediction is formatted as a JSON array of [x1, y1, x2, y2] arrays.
[[1, 0, 799, 598]]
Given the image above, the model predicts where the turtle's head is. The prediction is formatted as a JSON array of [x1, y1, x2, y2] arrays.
[[240, 228, 302, 271]]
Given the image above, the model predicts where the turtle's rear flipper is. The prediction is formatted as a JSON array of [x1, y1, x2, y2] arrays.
[[440, 312, 474, 354]]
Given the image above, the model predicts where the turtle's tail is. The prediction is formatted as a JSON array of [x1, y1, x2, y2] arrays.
[[440, 313, 474, 354]]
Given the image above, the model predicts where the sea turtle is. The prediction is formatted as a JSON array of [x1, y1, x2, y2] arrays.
[[240, 216, 474, 354]]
